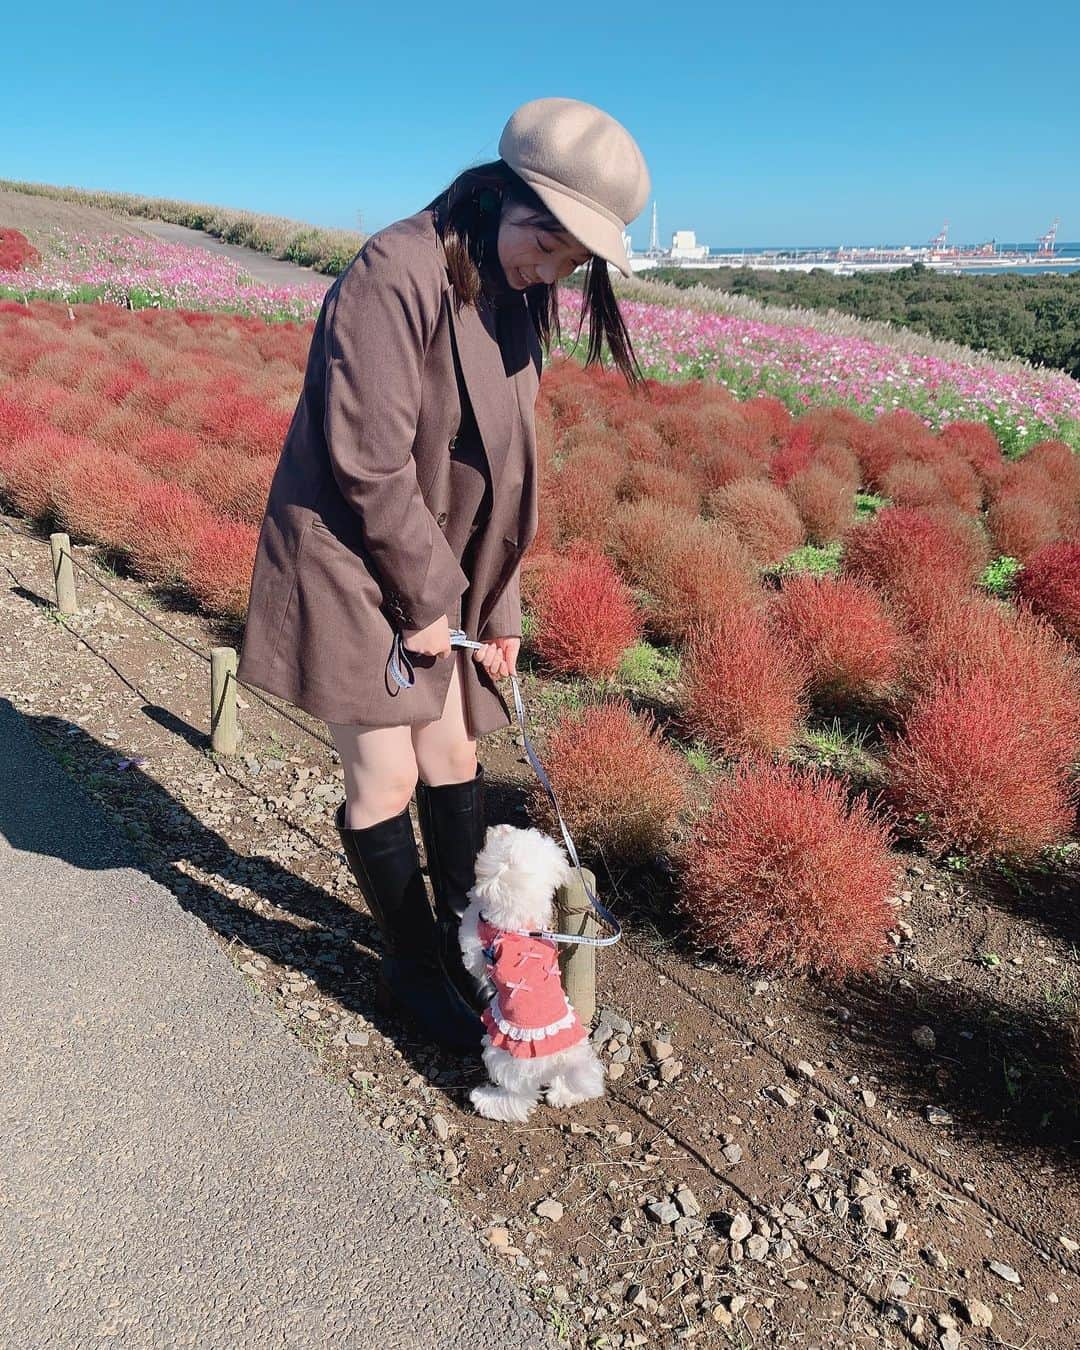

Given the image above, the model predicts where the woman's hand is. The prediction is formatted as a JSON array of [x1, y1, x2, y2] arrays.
[[401, 614, 453, 658], [473, 636, 520, 680]]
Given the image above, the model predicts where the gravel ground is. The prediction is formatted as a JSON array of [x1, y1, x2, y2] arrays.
[[1, 519, 1077, 1348], [0, 696, 554, 1350]]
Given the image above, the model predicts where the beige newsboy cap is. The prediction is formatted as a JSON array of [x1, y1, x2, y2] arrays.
[[498, 97, 650, 278]]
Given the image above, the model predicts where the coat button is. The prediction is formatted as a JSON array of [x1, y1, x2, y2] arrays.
[[448, 435, 458, 451], [436, 511, 448, 526]]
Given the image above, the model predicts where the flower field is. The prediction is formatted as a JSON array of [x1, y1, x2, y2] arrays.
[[5, 225, 1080, 450], [2, 285, 1079, 983], [0, 229, 328, 321]]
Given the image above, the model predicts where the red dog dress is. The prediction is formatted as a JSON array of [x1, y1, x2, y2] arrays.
[[477, 915, 587, 1060]]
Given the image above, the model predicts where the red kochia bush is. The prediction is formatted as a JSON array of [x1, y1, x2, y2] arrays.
[[551, 445, 625, 547], [524, 696, 690, 866], [1017, 541, 1080, 643], [682, 608, 807, 760], [529, 540, 643, 681], [785, 464, 854, 544], [938, 420, 1006, 492], [886, 670, 1076, 861], [912, 594, 1080, 764], [676, 763, 897, 978], [0, 228, 41, 270], [641, 523, 761, 645], [842, 507, 986, 624], [705, 478, 806, 565], [987, 491, 1061, 561], [772, 575, 908, 706], [184, 518, 259, 619]]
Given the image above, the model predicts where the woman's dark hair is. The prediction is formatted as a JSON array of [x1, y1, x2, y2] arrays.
[[421, 159, 646, 390]]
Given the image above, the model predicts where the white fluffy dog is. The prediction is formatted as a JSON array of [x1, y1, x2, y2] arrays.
[[459, 823, 606, 1122]]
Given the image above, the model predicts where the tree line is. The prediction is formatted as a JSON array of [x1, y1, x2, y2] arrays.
[[645, 262, 1080, 380]]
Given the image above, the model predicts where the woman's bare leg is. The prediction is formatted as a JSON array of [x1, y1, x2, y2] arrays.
[[326, 721, 418, 828], [412, 650, 479, 786]]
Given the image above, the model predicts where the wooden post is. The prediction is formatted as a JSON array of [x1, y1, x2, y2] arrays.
[[210, 646, 239, 755], [556, 865, 598, 1027], [49, 532, 77, 614]]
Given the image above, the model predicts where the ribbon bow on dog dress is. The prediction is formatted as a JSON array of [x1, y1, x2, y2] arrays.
[[477, 915, 588, 1060]]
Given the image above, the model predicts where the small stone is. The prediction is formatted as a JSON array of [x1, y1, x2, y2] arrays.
[[430, 1113, 450, 1142], [658, 1058, 683, 1083], [887, 1276, 911, 1300], [765, 1084, 798, 1108], [861, 1088, 877, 1108], [912, 1025, 937, 1052], [645, 1200, 680, 1225], [859, 1195, 889, 1234], [786, 1279, 809, 1291], [940, 1330, 961, 1350], [962, 1299, 993, 1328], [674, 1187, 701, 1218], [721, 1142, 743, 1165], [925, 1105, 953, 1125], [922, 1246, 949, 1271], [728, 1295, 746, 1314], [600, 1009, 632, 1035], [535, 1199, 564, 1223], [673, 1216, 704, 1238], [608, 1062, 626, 1081], [988, 1260, 1021, 1285], [345, 1030, 370, 1047], [745, 1234, 769, 1262], [795, 1060, 816, 1079], [625, 1282, 647, 1308], [805, 1148, 830, 1172], [487, 1226, 511, 1248], [728, 1212, 752, 1243], [1059, 1234, 1080, 1254], [647, 1038, 674, 1061], [711, 1304, 733, 1326]]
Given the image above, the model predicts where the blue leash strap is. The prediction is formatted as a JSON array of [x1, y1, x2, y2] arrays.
[[387, 627, 622, 949]]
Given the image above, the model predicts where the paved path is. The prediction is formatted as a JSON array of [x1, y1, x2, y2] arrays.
[[0, 699, 554, 1349], [135, 218, 338, 290]]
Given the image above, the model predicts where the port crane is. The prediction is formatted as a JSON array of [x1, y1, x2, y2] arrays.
[[1037, 218, 1059, 257]]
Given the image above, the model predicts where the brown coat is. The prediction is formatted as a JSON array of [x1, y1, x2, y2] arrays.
[[236, 207, 541, 738]]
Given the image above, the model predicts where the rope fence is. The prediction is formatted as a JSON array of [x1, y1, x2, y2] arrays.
[[3, 516, 1078, 1280]]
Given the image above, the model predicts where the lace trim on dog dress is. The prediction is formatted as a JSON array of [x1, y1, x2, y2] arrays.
[[477, 915, 588, 1060]]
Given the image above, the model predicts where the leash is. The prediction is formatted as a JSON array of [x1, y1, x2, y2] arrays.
[[387, 628, 622, 949]]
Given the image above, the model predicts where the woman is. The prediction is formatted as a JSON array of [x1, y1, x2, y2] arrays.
[[237, 96, 650, 1052]]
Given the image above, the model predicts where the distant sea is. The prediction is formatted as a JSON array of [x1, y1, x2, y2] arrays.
[[703, 242, 1080, 275]]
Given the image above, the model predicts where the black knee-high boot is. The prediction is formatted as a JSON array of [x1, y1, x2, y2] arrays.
[[414, 762, 497, 1016], [335, 801, 483, 1053]]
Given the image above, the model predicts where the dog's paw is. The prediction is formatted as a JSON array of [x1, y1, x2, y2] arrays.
[[545, 1072, 605, 1109], [470, 1083, 535, 1123]]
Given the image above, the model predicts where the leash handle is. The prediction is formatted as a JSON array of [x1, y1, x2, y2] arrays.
[[387, 627, 621, 948]]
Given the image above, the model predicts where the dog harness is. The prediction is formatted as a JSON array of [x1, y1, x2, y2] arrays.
[[477, 915, 587, 1060]]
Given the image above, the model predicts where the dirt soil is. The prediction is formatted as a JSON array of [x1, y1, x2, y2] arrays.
[[0, 189, 161, 245], [2, 515, 1078, 1349]]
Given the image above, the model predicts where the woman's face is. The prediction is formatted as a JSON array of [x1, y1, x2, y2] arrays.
[[497, 201, 592, 289]]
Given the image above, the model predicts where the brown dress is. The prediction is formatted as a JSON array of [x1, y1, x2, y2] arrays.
[[234, 206, 540, 739]]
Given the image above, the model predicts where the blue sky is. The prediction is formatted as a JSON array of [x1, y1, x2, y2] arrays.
[[4, 2, 1077, 248]]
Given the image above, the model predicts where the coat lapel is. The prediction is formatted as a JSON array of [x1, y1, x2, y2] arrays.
[[426, 215, 515, 502], [444, 289, 514, 503]]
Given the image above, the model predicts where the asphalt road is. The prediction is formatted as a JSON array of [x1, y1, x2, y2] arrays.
[[0, 698, 554, 1349]]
